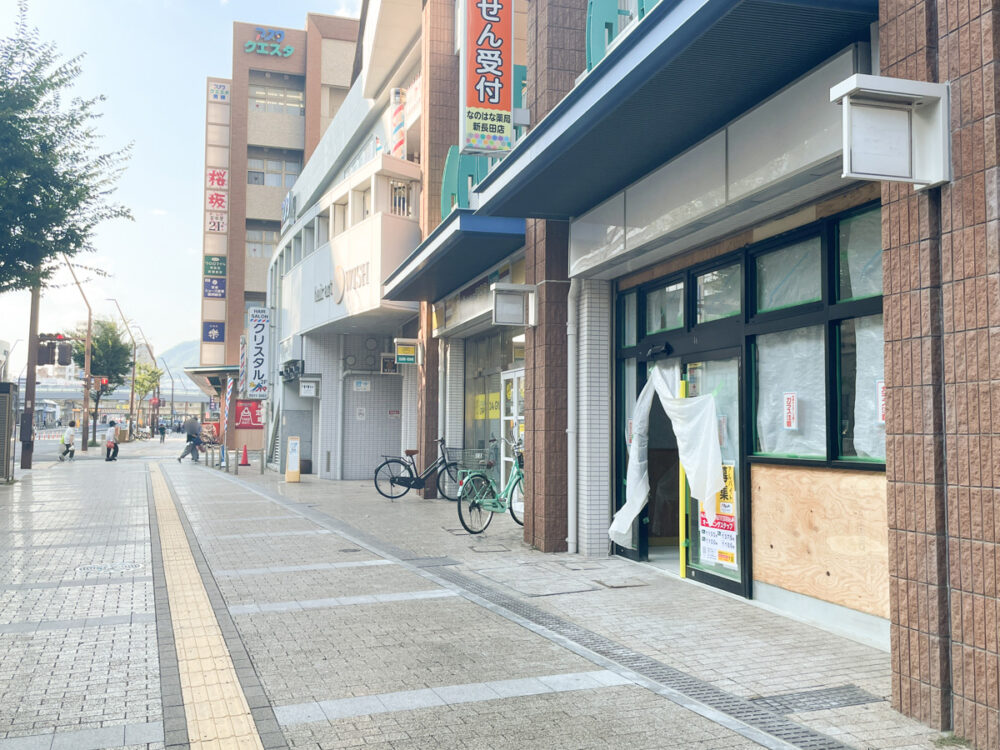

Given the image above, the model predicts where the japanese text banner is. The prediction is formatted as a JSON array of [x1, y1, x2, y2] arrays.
[[463, 0, 513, 153]]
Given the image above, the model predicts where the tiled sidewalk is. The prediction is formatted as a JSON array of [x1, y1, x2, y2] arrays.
[[0, 443, 957, 750]]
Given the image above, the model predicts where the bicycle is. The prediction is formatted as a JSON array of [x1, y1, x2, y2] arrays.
[[373, 437, 460, 501], [456, 437, 525, 534]]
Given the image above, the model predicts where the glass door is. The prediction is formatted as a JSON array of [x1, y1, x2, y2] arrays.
[[683, 352, 746, 595], [500, 368, 525, 517]]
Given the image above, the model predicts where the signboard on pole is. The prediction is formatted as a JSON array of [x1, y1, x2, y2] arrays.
[[247, 307, 269, 400], [460, 0, 513, 154], [234, 400, 263, 429]]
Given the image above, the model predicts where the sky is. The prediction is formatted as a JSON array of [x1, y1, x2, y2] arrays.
[[0, 0, 361, 378]]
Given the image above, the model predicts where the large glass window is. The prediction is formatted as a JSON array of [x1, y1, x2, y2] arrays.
[[646, 281, 683, 334], [464, 329, 525, 462], [754, 325, 827, 458], [838, 208, 883, 301], [246, 225, 279, 259], [756, 237, 821, 313], [247, 151, 301, 188], [696, 264, 741, 323], [249, 86, 305, 116], [839, 315, 885, 460]]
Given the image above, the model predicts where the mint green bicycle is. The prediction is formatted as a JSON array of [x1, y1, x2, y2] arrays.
[[456, 437, 525, 533]]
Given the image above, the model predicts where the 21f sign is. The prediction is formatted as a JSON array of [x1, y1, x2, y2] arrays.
[[247, 307, 269, 401]]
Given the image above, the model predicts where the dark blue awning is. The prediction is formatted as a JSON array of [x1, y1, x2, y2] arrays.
[[382, 209, 525, 302], [474, 0, 878, 220]]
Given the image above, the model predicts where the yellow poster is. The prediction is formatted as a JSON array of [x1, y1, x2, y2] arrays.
[[475, 394, 486, 420], [488, 392, 501, 419], [698, 463, 737, 570]]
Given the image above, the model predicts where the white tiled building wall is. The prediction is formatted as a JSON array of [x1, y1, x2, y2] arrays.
[[444, 338, 465, 454], [305, 330, 342, 479], [577, 279, 613, 557], [400, 363, 418, 452]]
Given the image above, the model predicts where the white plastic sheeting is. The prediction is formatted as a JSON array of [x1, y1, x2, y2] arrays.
[[609, 361, 725, 549], [852, 314, 885, 459], [756, 237, 822, 312], [755, 325, 826, 457]]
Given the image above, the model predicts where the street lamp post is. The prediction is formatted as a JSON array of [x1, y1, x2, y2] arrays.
[[162, 361, 176, 426], [107, 299, 136, 441], [132, 325, 159, 430], [64, 256, 92, 452]]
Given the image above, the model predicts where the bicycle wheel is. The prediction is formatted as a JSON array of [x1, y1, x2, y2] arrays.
[[508, 476, 524, 526], [436, 462, 460, 501], [458, 473, 494, 533], [374, 459, 413, 499]]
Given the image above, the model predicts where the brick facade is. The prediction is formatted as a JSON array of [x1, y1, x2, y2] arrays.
[[521, 0, 588, 552]]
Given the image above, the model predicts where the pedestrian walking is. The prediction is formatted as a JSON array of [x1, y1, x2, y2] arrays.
[[105, 420, 119, 461], [158, 422, 166, 443], [177, 417, 202, 463], [58, 420, 76, 461]]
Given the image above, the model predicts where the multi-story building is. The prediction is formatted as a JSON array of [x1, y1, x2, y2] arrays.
[[188, 15, 359, 453]]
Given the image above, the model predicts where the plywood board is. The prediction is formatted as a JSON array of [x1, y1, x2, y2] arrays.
[[751, 464, 888, 619]]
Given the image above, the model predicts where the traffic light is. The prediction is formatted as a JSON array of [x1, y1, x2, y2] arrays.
[[57, 342, 72, 366], [37, 333, 71, 367], [37, 341, 54, 366], [99, 377, 109, 394]]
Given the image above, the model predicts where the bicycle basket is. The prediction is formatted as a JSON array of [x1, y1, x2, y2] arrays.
[[453, 448, 494, 472]]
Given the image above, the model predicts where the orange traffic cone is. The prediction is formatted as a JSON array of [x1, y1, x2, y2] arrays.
[[239, 444, 250, 466]]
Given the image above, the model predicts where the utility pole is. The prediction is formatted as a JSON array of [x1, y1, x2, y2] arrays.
[[162, 360, 175, 427], [64, 256, 92, 452], [133, 326, 158, 430], [20, 281, 40, 469], [107, 299, 136, 441]]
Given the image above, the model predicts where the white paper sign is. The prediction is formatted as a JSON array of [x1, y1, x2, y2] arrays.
[[876, 379, 886, 425], [353, 379, 371, 392], [783, 392, 798, 430], [286, 436, 300, 472], [299, 381, 317, 398]]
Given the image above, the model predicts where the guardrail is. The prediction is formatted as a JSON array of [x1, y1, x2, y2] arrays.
[[204, 445, 266, 475]]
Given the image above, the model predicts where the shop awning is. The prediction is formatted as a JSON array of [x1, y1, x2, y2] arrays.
[[183, 365, 238, 399], [382, 209, 525, 302], [474, 0, 878, 220]]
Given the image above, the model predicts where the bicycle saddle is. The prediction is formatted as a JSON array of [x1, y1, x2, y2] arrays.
[[405, 449, 419, 456]]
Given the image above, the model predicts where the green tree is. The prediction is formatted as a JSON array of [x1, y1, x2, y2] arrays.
[[0, 0, 131, 293], [134, 362, 163, 400], [71, 319, 132, 443]]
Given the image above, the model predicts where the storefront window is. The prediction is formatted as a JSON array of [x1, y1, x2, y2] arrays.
[[838, 208, 882, 301], [754, 325, 827, 458], [622, 292, 637, 346], [696, 264, 741, 324], [646, 281, 683, 334], [839, 315, 885, 460], [464, 329, 525, 466], [755, 237, 821, 313]]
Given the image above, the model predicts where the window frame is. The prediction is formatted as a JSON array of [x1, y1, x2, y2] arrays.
[[616, 201, 884, 473]]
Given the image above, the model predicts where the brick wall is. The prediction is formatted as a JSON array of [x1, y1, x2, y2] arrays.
[[521, 0, 588, 552], [420, 0, 458, 236]]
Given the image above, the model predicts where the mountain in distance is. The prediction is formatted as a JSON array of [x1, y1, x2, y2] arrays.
[[157, 340, 202, 393]]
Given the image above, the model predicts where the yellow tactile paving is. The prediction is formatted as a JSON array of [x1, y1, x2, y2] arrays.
[[150, 463, 265, 750]]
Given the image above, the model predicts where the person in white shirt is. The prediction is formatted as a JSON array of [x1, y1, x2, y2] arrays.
[[59, 420, 76, 461], [105, 421, 119, 461]]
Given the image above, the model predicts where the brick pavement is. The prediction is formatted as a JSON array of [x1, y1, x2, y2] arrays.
[[0, 439, 961, 749]]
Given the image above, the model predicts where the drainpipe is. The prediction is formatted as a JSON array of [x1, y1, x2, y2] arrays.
[[566, 279, 580, 554], [438, 339, 446, 445]]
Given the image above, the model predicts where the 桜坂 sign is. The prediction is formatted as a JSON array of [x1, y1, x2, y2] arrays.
[[461, 0, 513, 154], [244, 28, 294, 57], [234, 400, 263, 429], [203, 277, 226, 299], [247, 307, 269, 401], [204, 255, 227, 277]]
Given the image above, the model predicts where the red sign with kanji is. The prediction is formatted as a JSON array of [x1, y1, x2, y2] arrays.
[[234, 399, 263, 429]]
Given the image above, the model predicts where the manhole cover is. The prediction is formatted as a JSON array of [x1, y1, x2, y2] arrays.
[[75, 562, 144, 574]]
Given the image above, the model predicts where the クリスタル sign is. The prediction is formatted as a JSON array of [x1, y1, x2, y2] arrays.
[[247, 307, 269, 401]]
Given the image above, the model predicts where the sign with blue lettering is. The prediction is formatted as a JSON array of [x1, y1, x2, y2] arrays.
[[203, 277, 226, 299], [202, 322, 225, 343]]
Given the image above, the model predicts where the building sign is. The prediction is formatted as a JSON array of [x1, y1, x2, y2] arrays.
[[203, 278, 226, 299], [782, 392, 798, 430], [234, 400, 263, 429], [488, 391, 500, 419], [475, 393, 486, 419], [876, 379, 886, 425], [395, 342, 417, 365], [206, 212, 228, 233], [461, 0, 513, 154], [206, 168, 228, 189], [208, 82, 230, 102], [202, 321, 225, 343], [204, 255, 227, 277], [299, 381, 317, 398], [206, 191, 228, 211], [353, 379, 371, 392], [247, 307, 269, 400], [244, 28, 294, 57], [699, 464, 738, 570]]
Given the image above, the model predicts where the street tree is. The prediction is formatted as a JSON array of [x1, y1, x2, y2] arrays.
[[71, 319, 132, 444], [134, 363, 163, 423], [0, 0, 131, 294]]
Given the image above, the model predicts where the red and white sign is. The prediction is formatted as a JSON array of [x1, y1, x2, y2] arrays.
[[234, 399, 263, 429], [876, 379, 886, 424], [461, 0, 513, 153], [783, 392, 798, 430]]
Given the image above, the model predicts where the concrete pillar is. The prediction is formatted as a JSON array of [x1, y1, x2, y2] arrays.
[[417, 301, 440, 497]]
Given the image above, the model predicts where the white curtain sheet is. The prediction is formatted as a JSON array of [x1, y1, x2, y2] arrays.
[[609, 361, 725, 549]]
